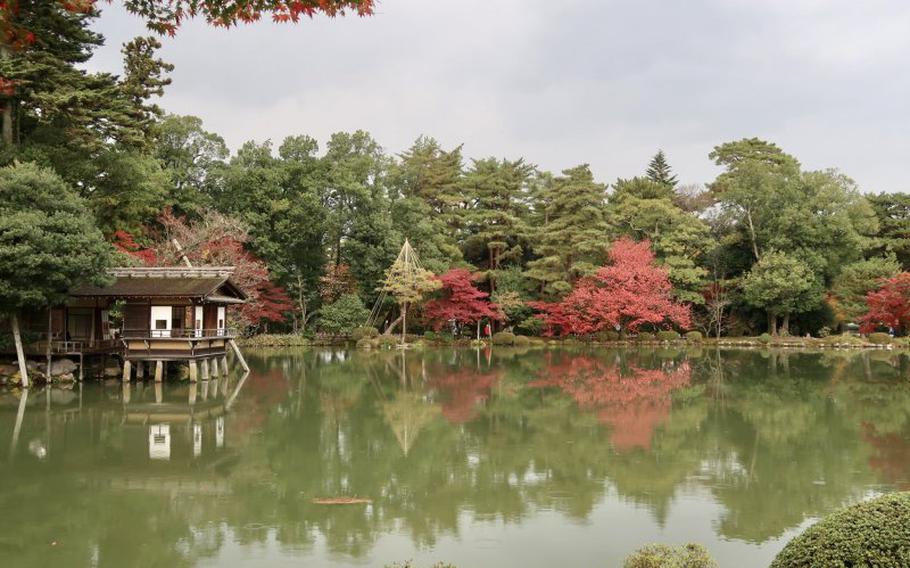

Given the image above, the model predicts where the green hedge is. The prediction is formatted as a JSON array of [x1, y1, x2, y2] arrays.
[[758, 333, 772, 344], [868, 332, 892, 345], [657, 330, 681, 341], [237, 334, 309, 348], [492, 331, 516, 345], [685, 331, 703, 342], [624, 543, 716, 568], [771, 492, 910, 568], [637, 332, 656, 342], [351, 326, 379, 341], [514, 335, 531, 346]]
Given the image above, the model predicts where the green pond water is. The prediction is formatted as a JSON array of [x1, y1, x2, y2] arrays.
[[2, 347, 910, 567]]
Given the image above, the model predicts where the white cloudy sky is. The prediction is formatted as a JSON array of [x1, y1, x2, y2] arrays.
[[90, 0, 910, 192]]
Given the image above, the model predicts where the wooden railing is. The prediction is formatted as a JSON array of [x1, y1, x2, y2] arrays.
[[121, 328, 238, 340]]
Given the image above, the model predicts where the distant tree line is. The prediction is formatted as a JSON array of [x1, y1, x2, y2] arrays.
[[3, 1, 910, 339]]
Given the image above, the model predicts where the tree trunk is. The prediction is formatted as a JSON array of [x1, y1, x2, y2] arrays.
[[767, 312, 777, 336], [401, 302, 407, 346], [746, 209, 760, 261], [11, 313, 29, 387], [781, 313, 790, 336], [476, 320, 481, 341], [384, 313, 402, 335], [0, 42, 11, 146]]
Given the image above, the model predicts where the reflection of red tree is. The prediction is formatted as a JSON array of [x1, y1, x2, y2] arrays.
[[427, 366, 503, 423], [530, 354, 691, 450], [229, 367, 291, 443], [862, 424, 910, 489]]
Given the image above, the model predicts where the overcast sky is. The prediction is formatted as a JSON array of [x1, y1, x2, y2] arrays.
[[90, 0, 910, 192]]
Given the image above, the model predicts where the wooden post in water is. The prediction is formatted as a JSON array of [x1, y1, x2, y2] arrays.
[[211, 357, 220, 377], [188, 360, 198, 382], [201, 358, 210, 381], [136, 361, 145, 380], [154, 360, 164, 383], [229, 340, 249, 373], [10, 313, 29, 388], [122, 359, 132, 382], [221, 355, 229, 376]]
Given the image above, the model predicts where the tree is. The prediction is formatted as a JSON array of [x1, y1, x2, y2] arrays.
[[378, 240, 440, 341], [462, 157, 533, 292], [318, 293, 369, 337], [153, 114, 228, 215], [741, 250, 822, 335], [423, 268, 502, 335], [645, 149, 678, 188], [859, 273, 910, 335], [0, 162, 112, 386], [532, 238, 691, 336], [830, 256, 901, 325], [526, 165, 610, 296], [868, 192, 910, 270]]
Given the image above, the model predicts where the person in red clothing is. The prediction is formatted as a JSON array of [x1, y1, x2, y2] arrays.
[[484, 322, 492, 338]]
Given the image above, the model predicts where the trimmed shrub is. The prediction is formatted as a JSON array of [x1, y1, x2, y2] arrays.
[[758, 333, 772, 344], [423, 330, 439, 342], [376, 334, 400, 348], [657, 330, 681, 341], [868, 332, 893, 345], [624, 543, 717, 568], [514, 335, 531, 346], [819, 334, 866, 346], [637, 332, 656, 342], [355, 338, 374, 350], [596, 330, 621, 342], [237, 334, 309, 348], [492, 331, 516, 345], [770, 492, 910, 568], [685, 331, 703, 342], [351, 326, 379, 341]]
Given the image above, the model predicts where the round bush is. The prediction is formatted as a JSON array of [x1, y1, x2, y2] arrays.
[[868, 332, 893, 345], [624, 543, 717, 568], [423, 330, 439, 342], [351, 326, 379, 341], [758, 333, 772, 344], [685, 331, 703, 342], [771, 492, 910, 568], [376, 334, 400, 348], [492, 331, 516, 345], [596, 330, 621, 342], [355, 337, 375, 350], [514, 335, 531, 346], [657, 330, 681, 341]]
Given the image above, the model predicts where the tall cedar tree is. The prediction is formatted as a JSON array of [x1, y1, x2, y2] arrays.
[[532, 238, 691, 336], [423, 268, 502, 331], [463, 157, 533, 292], [526, 165, 610, 297]]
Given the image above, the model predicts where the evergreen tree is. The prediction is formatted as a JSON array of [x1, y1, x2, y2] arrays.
[[646, 150, 678, 188], [526, 165, 609, 296], [742, 250, 822, 335], [462, 157, 533, 292]]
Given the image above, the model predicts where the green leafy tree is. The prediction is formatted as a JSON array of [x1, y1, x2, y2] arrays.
[[742, 250, 822, 335], [318, 293, 370, 337], [867, 192, 910, 269], [153, 114, 228, 215], [526, 165, 609, 296], [0, 163, 112, 385]]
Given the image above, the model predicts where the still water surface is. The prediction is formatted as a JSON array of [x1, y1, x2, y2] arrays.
[[2, 347, 910, 567]]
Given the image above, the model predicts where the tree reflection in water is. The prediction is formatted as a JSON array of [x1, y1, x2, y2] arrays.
[[2, 347, 910, 566]]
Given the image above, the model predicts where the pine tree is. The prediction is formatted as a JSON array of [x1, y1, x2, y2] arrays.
[[462, 157, 533, 292], [646, 150, 678, 188], [526, 165, 610, 296]]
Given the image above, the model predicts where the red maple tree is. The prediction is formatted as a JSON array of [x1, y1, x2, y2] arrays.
[[423, 268, 503, 331], [859, 273, 910, 334], [112, 230, 158, 265], [319, 263, 356, 303], [532, 238, 691, 336]]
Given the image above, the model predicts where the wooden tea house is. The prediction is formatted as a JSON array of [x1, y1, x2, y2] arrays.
[[4, 266, 248, 382]]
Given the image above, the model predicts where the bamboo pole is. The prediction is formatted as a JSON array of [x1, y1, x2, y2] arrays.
[[11, 313, 29, 388]]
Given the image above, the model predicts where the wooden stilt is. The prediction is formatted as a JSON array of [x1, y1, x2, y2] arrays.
[[221, 355, 229, 376], [136, 361, 145, 379], [188, 360, 198, 382], [229, 339, 249, 372], [188, 382, 197, 405], [155, 381, 163, 403], [154, 360, 164, 383], [201, 358, 210, 381], [122, 382, 131, 404], [122, 359, 132, 383], [211, 357, 220, 377]]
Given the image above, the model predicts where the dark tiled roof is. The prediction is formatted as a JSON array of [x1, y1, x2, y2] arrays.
[[70, 267, 247, 301]]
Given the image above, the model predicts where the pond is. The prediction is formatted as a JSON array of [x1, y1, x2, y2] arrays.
[[1, 346, 910, 567]]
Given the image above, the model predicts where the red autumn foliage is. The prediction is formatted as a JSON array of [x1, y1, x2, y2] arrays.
[[427, 363, 502, 424], [531, 238, 691, 336], [111, 230, 158, 265], [529, 353, 692, 451], [152, 209, 292, 326], [423, 268, 503, 330], [859, 272, 910, 334]]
